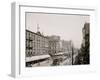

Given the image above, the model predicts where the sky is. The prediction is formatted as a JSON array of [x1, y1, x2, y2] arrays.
[[26, 13, 90, 48]]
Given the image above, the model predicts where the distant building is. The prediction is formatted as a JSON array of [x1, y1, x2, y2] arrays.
[[48, 35, 61, 55], [60, 40, 72, 53], [26, 30, 49, 57]]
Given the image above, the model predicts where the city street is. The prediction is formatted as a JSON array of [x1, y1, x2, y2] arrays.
[[26, 52, 73, 67]]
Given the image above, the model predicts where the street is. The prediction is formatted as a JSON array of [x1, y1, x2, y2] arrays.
[[26, 52, 73, 67]]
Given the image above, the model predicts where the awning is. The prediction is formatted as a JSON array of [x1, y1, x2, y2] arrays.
[[26, 54, 50, 62]]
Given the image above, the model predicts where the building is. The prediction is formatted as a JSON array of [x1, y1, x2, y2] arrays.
[[48, 35, 61, 56], [26, 30, 49, 57], [77, 22, 90, 64], [82, 23, 90, 64], [26, 30, 33, 57], [82, 23, 90, 47], [26, 27, 75, 63], [60, 40, 72, 54]]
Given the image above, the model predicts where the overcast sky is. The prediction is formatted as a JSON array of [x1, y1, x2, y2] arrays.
[[26, 13, 90, 48]]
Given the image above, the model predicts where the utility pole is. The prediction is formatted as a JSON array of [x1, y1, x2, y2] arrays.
[[72, 45, 73, 65], [71, 41, 74, 65]]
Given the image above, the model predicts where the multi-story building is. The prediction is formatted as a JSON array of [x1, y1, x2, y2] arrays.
[[48, 35, 61, 56], [60, 40, 72, 53], [26, 30, 49, 57], [26, 30, 33, 57], [79, 22, 90, 64], [26, 29, 74, 59], [74, 23, 90, 65], [82, 23, 90, 47]]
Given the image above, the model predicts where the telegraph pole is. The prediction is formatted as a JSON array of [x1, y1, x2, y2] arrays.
[[72, 45, 73, 65]]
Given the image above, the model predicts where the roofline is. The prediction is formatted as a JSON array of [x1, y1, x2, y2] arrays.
[[26, 29, 48, 38]]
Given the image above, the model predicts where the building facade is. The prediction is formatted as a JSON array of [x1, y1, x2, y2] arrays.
[[78, 22, 90, 64], [26, 30, 49, 57], [82, 23, 90, 47], [26, 29, 74, 60], [48, 36, 61, 56], [60, 40, 72, 53]]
